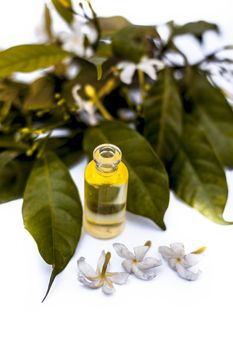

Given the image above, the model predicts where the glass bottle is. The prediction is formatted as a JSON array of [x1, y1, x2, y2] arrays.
[[84, 143, 128, 239]]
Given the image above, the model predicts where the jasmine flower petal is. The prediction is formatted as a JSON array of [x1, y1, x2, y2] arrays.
[[114, 241, 160, 280], [77, 251, 127, 294], [132, 265, 158, 280], [168, 258, 177, 270], [77, 257, 98, 279], [78, 273, 100, 288], [117, 61, 133, 70], [113, 243, 135, 259], [184, 254, 199, 268], [146, 58, 165, 70], [83, 25, 98, 44], [133, 245, 150, 261], [122, 259, 133, 273], [159, 242, 205, 281], [170, 242, 185, 257], [108, 272, 129, 285], [102, 280, 115, 294], [72, 84, 98, 126], [137, 62, 157, 80], [97, 250, 108, 274], [62, 21, 97, 58], [159, 246, 174, 260], [176, 263, 201, 281], [117, 56, 164, 85], [137, 257, 161, 270], [119, 64, 137, 84], [72, 85, 84, 108]]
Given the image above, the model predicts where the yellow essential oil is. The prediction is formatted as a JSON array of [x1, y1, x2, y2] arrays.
[[84, 144, 128, 239]]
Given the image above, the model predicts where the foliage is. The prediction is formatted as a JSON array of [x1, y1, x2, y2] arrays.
[[0, 0, 232, 299]]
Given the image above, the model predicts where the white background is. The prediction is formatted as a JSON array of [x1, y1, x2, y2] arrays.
[[0, 1, 233, 349]]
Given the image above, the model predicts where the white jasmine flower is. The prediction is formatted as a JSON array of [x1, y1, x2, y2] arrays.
[[159, 243, 206, 281], [117, 56, 165, 84], [113, 241, 161, 280], [77, 251, 129, 295], [72, 84, 98, 125], [62, 21, 97, 58]]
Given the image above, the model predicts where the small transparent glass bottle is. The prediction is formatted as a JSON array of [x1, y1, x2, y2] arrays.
[[84, 144, 128, 239]]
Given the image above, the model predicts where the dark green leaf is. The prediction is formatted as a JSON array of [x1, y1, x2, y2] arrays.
[[0, 134, 28, 151], [169, 21, 219, 42], [188, 71, 233, 168], [83, 121, 169, 229], [96, 41, 113, 58], [0, 81, 19, 104], [143, 68, 183, 163], [0, 150, 20, 169], [41, 132, 84, 167], [0, 45, 70, 77], [22, 151, 83, 301], [0, 155, 32, 204], [112, 25, 160, 62], [0, 81, 28, 121], [170, 118, 230, 224], [51, 0, 73, 25], [97, 16, 131, 36], [24, 76, 56, 110]]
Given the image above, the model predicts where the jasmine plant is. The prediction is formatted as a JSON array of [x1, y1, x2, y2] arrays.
[[0, 0, 232, 299]]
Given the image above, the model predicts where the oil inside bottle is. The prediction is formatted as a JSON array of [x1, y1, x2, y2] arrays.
[[84, 144, 128, 239]]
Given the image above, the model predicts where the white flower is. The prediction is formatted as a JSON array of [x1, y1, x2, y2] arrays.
[[62, 21, 97, 58], [117, 56, 165, 84], [113, 241, 161, 280], [77, 251, 129, 295], [72, 84, 98, 125], [159, 243, 206, 281]]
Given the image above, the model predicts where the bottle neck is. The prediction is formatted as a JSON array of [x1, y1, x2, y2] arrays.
[[93, 144, 122, 174]]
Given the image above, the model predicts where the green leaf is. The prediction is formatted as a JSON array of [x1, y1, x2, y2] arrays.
[[44, 4, 54, 42], [83, 121, 169, 229], [22, 151, 83, 301], [0, 81, 20, 104], [0, 134, 28, 151], [112, 25, 160, 62], [169, 21, 219, 42], [143, 68, 183, 163], [188, 71, 233, 168], [51, 0, 73, 25], [42, 132, 84, 167], [96, 41, 113, 58], [0, 155, 32, 204], [0, 45, 70, 77], [170, 118, 230, 224], [98, 16, 131, 36], [24, 76, 56, 110], [0, 81, 28, 121], [0, 150, 20, 169]]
